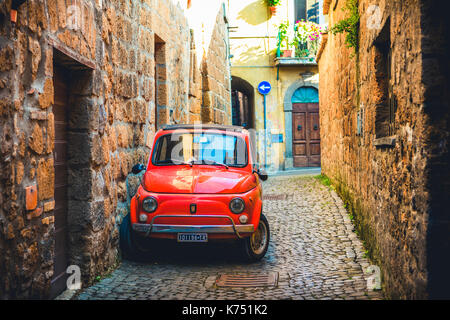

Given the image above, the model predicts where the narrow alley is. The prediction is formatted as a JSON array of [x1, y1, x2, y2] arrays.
[[0, 0, 449, 303], [73, 174, 382, 300]]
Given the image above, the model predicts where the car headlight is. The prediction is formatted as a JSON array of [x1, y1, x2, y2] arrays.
[[142, 196, 158, 213], [229, 197, 245, 214]]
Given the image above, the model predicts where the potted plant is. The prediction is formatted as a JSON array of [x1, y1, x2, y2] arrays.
[[267, 0, 281, 15], [292, 19, 323, 58], [282, 49, 292, 57], [277, 20, 292, 57]]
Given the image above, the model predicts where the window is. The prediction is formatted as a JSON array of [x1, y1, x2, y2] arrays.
[[374, 18, 396, 139], [291, 86, 319, 103], [294, 0, 307, 22], [153, 133, 248, 167], [294, 0, 319, 23]]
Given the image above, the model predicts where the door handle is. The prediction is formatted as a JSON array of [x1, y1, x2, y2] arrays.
[[297, 125, 302, 131], [314, 124, 318, 130]]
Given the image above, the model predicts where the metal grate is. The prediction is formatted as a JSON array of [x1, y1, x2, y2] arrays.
[[215, 272, 279, 288]]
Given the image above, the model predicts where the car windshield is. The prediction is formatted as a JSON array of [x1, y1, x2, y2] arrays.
[[152, 132, 247, 167]]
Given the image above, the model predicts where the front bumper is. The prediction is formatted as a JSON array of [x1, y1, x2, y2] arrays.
[[132, 214, 255, 239]]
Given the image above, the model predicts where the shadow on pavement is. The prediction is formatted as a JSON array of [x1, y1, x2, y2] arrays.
[[124, 239, 257, 266]]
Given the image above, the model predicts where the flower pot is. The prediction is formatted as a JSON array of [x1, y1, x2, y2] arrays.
[[269, 6, 277, 15], [282, 50, 292, 57]]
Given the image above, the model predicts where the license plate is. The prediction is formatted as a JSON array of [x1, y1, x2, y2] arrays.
[[177, 233, 208, 242]]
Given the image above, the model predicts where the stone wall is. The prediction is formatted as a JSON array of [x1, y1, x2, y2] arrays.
[[201, 8, 232, 125], [318, 0, 450, 299], [0, 0, 231, 298]]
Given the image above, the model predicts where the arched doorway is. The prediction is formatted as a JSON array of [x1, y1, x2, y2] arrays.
[[231, 76, 255, 129], [283, 80, 320, 169]]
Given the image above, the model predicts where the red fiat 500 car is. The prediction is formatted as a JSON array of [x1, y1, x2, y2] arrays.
[[120, 124, 270, 261]]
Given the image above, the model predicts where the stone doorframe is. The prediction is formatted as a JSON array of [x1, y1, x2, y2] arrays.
[[283, 79, 319, 169]]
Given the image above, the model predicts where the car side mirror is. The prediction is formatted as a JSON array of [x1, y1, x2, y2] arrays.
[[254, 168, 268, 181], [131, 163, 145, 174]]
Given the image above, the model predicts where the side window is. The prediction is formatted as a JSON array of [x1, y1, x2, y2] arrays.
[[248, 131, 257, 168], [159, 137, 167, 161], [231, 136, 247, 166], [294, 0, 307, 22]]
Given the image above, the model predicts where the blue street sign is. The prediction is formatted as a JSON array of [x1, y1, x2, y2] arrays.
[[258, 81, 271, 168], [257, 81, 271, 95]]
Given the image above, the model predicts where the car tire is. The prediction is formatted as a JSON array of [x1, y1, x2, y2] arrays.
[[241, 213, 270, 262], [119, 213, 151, 260]]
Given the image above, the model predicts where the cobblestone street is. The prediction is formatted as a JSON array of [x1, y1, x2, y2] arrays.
[[75, 174, 383, 300]]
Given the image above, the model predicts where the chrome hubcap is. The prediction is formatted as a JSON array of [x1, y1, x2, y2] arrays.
[[250, 220, 268, 255]]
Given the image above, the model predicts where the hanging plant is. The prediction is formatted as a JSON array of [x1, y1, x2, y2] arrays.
[[329, 0, 360, 54], [266, 0, 281, 6], [266, 0, 281, 15]]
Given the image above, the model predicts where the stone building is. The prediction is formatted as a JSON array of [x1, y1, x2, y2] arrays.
[[228, 0, 325, 171], [318, 0, 449, 298], [0, 0, 231, 298]]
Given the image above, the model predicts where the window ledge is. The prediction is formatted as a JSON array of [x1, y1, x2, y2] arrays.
[[274, 57, 317, 66], [374, 135, 396, 148]]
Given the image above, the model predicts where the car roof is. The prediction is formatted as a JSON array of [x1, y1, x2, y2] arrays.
[[161, 124, 245, 133]]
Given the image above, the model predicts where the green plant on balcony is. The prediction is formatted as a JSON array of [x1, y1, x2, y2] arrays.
[[292, 19, 323, 59], [276, 20, 291, 57]]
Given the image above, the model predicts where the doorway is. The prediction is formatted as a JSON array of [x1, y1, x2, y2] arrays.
[[50, 64, 70, 297], [291, 86, 320, 167], [49, 47, 94, 298]]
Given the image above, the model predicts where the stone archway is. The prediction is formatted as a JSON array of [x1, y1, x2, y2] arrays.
[[283, 79, 319, 169], [231, 76, 255, 129]]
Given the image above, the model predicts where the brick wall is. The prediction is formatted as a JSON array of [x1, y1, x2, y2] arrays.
[[318, 0, 450, 299], [0, 0, 231, 298]]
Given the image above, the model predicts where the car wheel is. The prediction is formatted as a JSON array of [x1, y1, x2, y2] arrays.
[[242, 213, 270, 262], [119, 213, 151, 260]]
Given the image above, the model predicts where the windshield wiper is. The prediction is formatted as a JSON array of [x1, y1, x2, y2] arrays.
[[201, 160, 229, 169]]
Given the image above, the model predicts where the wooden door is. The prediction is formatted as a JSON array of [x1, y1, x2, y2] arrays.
[[50, 65, 69, 298], [292, 103, 320, 167]]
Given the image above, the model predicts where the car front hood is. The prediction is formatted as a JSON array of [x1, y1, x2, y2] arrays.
[[142, 166, 257, 194]]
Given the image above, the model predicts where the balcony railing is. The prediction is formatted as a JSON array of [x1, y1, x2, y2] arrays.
[[275, 39, 319, 65], [275, 20, 323, 64]]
